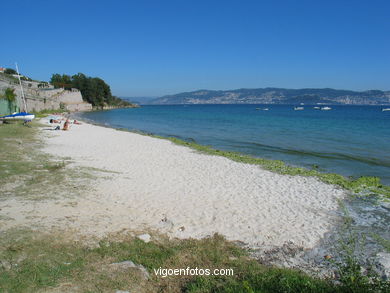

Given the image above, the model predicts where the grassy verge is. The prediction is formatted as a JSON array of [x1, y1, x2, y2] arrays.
[[2, 230, 389, 293], [0, 121, 96, 200], [32, 108, 69, 118]]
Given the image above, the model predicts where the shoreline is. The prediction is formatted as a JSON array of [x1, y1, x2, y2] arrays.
[[74, 111, 390, 198], [37, 118, 346, 248], [2, 117, 390, 282]]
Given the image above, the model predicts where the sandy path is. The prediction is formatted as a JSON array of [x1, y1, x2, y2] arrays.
[[1, 121, 345, 249]]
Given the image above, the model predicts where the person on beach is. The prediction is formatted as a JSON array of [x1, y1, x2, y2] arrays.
[[63, 119, 70, 131]]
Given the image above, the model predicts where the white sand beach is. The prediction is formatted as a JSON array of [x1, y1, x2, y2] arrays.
[[2, 121, 345, 250]]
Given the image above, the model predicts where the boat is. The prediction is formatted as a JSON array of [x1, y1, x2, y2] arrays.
[[294, 107, 304, 110], [0, 63, 35, 121], [313, 106, 320, 109], [382, 108, 390, 112], [262, 108, 269, 111], [321, 106, 332, 110], [0, 112, 35, 120]]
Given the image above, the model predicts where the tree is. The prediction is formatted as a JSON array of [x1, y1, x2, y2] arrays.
[[50, 74, 72, 88], [51, 72, 134, 108], [1, 88, 17, 114], [4, 88, 16, 102], [4, 68, 17, 75]]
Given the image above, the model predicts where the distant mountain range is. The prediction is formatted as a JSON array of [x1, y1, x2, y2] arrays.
[[149, 88, 390, 105]]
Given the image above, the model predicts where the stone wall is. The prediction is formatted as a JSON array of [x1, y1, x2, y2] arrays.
[[23, 88, 92, 112], [1, 75, 92, 113], [64, 102, 93, 112]]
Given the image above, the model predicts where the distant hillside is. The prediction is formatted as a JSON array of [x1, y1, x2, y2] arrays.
[[121, 96, 156, 105], [149, 88, 390, 105]]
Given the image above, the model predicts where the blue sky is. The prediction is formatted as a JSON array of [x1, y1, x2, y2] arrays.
[[1, 0, 389, 96]]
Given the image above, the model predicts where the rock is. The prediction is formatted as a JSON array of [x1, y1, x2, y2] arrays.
[[374, 252, 390, 280], [111, 260, 138, 269], [116, 291, 130, 293], [110, 260, 150, 280], [159, 216, 174, 230], [137, 233, 151, 243], [0, 260, 12, 270]]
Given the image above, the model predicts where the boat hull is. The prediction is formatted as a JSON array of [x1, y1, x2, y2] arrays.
[[0, 112, 35, 121]]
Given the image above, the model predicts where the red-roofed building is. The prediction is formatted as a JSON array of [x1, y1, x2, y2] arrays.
[[0, 67, 5, 73]]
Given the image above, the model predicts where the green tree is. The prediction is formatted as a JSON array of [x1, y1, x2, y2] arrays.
[[4, 68, 17, 75], [51, 72, 134, 108], [4, 88, 16, 102], [50, 74, 72, 88], [1, 88, 17, 114]]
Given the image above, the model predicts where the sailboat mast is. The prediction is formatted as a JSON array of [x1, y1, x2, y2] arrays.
[[15, 62, 27, 112]]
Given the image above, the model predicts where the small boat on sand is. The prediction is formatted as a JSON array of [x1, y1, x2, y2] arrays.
[[0, 63, 35, 122], [0, 112, 35, 121]]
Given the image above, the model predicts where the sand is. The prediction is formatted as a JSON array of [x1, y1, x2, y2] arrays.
[[1, 120, 345, 250]]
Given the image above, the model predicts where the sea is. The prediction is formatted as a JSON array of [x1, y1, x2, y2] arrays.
[[80, 104, 390, 184]]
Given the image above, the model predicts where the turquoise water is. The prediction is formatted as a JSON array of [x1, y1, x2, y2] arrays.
[[80, 105, 390, 184]]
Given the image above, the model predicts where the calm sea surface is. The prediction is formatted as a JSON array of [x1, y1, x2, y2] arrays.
[[80, 104, 390, 184]]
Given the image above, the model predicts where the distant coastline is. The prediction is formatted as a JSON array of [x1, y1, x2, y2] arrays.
[[149, 87, 390, 105]]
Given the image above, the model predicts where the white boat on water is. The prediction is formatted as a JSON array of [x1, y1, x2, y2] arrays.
[[0, 63, 35, 122], [321, 106, 332, 110], [294, 106, 304, 110], [382, 108, 390, 112], [313, 106, 320, 109]]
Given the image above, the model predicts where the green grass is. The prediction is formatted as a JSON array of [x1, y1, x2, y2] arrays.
[[0, 121, 96, 200], [0, 230, 388, 293], [372, 234, 390, 253], [32, 108, 68, 118]]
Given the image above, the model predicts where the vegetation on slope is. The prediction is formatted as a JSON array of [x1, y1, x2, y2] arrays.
[[50, 73, 136, 108]]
